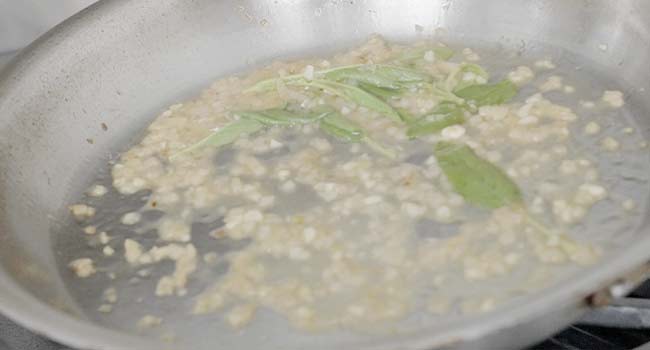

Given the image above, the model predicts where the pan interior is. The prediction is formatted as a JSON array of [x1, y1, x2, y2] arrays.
[[50, 38, 650, 350], [1, 1, 650, 350]]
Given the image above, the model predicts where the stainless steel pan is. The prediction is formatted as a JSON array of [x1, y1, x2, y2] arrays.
[[1, 1, 650, 349]]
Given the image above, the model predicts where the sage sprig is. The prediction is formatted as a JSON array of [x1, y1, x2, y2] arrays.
[[319, 113, 396, 159], [244, 64, 363, 93], [171, 107, 334, 159], [245, 63, 429, 93]]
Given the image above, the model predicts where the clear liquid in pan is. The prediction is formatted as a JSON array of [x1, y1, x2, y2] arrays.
[[53, 37, 649, 349]]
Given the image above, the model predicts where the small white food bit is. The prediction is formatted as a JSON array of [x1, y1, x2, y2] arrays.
[[314, 182, 340, 202], [423, 50, 436, 62], [563, 85, 575, 94], [507, 66, 535, 85], [622, 199, 637, 211], [87, 185, 108, 197], [103, 246, 115, 256], [539, 75, 563, 92], [124, 239, 143, 265], [559, 160, 578, 175], [505, 253, 520, 265], [303, 65, 315, 81], [580, 100, 595, 109], [518, 116, 539, 125], [259, 195, 275, 208], [479, 105, 509, 120], [441, 125, 466, 140], [462, 48, 480, 61], [137, 315, 162, 330], [69, 204, 96, 221], [269, 139, 283, 149], [303, 227, 317, 243], [584, 122, 601, 135], [193, 292, 225, 314], [158, 219, 191, 242], [83, 226, 97, 235], [310, 138, 332, 153], [121, 212, 141, 225], [401, 202, 426, 218], [601, 136, 620, 151], [97, 304, 113, 313], [68, 258, 96, 278], [203, 252, 219, 264], [602, 90, 624, 107], [226, 304, 257, 328], [363, 195, 383, 205], [103, 287, 118, 303], [151, 244, 198, 296], [552, 199, 585, 224], [280, 180, 297, 193], [347, 305, 366, 317], [598, 43, 608, 51], [623, 127, 634, 134], [534, 59, 556, 69], [98, 231, 111, 244], [575, 184, 608, 204], [244, 209, 263, 222], [435, 206, 452, 221], [340, 106, 351, 115], [288, 246, 311, 261]]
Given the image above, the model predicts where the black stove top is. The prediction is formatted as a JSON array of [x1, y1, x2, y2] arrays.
[[531, 280, 650, 350]]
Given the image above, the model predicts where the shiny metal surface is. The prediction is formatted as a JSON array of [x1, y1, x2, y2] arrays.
[[0, 0, 649, 349]]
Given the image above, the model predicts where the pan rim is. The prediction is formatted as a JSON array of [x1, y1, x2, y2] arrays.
[[0, 0, 649, 349]]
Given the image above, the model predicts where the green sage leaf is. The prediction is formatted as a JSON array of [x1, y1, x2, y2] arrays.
[[299, 79, 402, 122], [434, 141, 522, 209], [319, 113, 396, 158], [454, 79, 518, 107], [319, 113, 365, 142], [170, 119, 264, 160], [406, 102, 465, 138], [359, 83, 402, 100], [396, 108, 417, 124], [324, 65, 430, 89], [236, 108, 331, 126]]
